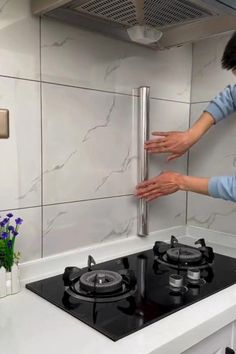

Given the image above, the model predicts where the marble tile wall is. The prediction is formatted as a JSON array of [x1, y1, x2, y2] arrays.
[[0, 0, 192, 261], [41, 18, 191, 101], [191, 33, 233, 103], [188, 32, 236, 235]]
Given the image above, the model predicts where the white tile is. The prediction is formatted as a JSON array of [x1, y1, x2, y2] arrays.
[[42, 83, 137, 204], [0, 0, 40, 80], [43, 196, 137, 256], [148, 99, 189, 231], [0, 77, 41, 210], [188, 103, 236, 234], [0, 207, 42, 262], [192, 33, 234, 103], [187, 194, 236, 235], [41, 18, 192, 102], [149, 192, 186, 232]]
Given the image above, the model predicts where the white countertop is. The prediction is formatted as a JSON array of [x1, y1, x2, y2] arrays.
[[1, 226, 236, 354]]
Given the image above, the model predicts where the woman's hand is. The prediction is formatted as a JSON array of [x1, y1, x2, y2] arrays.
[[144, 130, 193, 161], [135, 171, 183, 201], [145, 112, 215, 161], [135, 172, 210, 202]]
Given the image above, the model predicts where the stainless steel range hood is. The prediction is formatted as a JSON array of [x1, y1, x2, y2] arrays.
[[32, 0, 236, 49]]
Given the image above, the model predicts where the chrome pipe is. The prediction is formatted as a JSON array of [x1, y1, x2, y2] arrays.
[[137, 86, 150, 237]]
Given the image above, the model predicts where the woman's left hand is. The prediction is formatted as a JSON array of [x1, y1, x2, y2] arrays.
[[134, 171, 182, 201]]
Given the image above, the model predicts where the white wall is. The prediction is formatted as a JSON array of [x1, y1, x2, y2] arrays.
[[0, 0, 192, 261], [188, 32, 236, 235]]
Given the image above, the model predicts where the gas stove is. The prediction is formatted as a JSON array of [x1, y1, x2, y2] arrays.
[[26, 236, 236, 341]]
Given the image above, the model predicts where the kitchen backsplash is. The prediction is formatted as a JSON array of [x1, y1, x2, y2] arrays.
[[0, 0, 192, 262], [188, 32, 236, 235]]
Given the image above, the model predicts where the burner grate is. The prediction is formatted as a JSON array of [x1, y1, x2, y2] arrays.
[[62, 255, 137, 303], [153, 236, 215, 270]]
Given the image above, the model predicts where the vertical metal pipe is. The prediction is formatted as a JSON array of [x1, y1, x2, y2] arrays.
[[137, 86, 150, 237]]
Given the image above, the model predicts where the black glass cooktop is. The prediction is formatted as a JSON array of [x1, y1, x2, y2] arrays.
[[26, 241, 236, 341]]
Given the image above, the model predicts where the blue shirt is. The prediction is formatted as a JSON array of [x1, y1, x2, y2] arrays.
[[205, 84, 236, 202]]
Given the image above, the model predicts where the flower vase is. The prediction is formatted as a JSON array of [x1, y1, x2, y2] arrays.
[[0, 264, 20, 298]]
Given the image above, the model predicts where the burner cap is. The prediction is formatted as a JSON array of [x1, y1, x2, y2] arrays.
[[79, 270, 123, 294], [166, 247, 202, 263]]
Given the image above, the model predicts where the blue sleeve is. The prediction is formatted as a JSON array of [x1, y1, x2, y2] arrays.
[[208, 175, 236, 202], [204, 84, 236, 123]]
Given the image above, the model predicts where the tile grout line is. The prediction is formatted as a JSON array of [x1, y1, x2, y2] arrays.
[[191, 101, 210, 104], [0, 205, 42, 213], [42, 194, 134, 207], [39, 17, 44, 259], [0, 194, 134, 213], [149, 97, 189, 105], [0, 73, 191, 105]]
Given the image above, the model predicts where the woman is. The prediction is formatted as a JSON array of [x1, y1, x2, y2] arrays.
[[135, 31, 236, 202]]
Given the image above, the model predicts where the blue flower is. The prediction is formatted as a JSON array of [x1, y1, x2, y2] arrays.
[[12, 231, 18, 237], [0, 219, 7, 227], [2, 218, 9, 225], [7, 240, 12, 248], [7, 226, 14, 232], [15, 218, 23, 225], [1, 232, 8, 240], [7, 213, 13, 218]]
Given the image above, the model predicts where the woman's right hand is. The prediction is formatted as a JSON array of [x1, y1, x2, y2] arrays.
[[144, 130, 194, 161], [145, 112, 215, 161]]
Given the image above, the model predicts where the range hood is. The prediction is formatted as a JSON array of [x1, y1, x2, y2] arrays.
[[32, 0, 236, 48]]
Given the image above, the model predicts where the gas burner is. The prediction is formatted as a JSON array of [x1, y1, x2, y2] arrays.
[[63, 255, 137, 303], [166, 247, 202, 263], [79, 270, 123, 294], [153, 235, 214, 270]]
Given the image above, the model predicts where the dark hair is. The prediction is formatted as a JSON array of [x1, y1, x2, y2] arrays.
[[222, 31, 236, 71]]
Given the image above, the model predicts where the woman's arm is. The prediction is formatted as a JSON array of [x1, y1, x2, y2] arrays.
[[145, 84, 236, 161], [208, 175, 236, 201], [135, 171, 236, 203], [205, 84, 236, 123]]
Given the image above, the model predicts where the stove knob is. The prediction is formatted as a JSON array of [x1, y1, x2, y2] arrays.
[[187, 268, 200, 282], [169, 274, 183, 288]]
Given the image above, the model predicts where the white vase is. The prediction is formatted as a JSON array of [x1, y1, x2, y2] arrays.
[[0, 264, 20, 298], [6, 271, 11, 295], [0, 267, 6, 298], [11, 264, 20, 294]]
